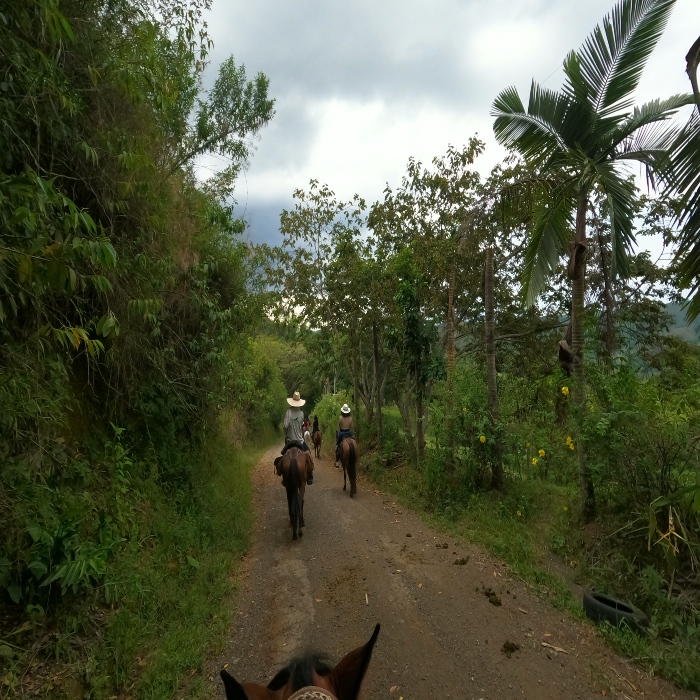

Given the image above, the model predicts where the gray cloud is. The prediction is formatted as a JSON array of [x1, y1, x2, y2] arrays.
[[237, 198, 286, 247], [204, 0, 700, 248]]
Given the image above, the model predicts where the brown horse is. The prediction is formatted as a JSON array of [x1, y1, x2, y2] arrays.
[[312, 430, 322, 458], [339, 438, 357, 497], [273, 447, 312, 540], [221, 624, 380, 700]]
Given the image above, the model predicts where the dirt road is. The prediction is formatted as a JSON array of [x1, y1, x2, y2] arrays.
[[209, 447, 697, 700]]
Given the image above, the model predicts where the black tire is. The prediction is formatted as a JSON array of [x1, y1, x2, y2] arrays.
[[583, 591, 649, 635]]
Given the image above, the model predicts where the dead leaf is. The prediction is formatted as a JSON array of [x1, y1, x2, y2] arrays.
[[518, 608, 529, 614], [541, 641, 569, 655], [418, 583, 423, 589], [544, 633, 552, 637], [223, 664, 229, 669], [315, 598, 322, 602], [365, 593, 369, 605], [390, 686, 398, 692]]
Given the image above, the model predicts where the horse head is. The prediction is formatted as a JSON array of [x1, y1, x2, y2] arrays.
[[220, 624, 380, 700]]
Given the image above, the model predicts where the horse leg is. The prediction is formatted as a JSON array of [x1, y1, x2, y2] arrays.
[[300, 483, 305, 529], [343, 462, 347, 491]]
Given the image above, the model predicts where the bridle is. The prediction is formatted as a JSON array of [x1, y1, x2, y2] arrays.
[[288, 688, 336, 700]]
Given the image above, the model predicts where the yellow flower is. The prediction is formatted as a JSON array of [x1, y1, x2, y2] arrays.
[[532, 457, 538, 466], [569, 442, 575, 451], [561, 386, 569, 396], [563, 506, 568, 511], [463, 407, 466, 411], [566, 436, 572, 445], [526, 442, 530, 448], [479, 435, 486, 443], [538, 449, 545, 457], [517, 510, 522, 517]]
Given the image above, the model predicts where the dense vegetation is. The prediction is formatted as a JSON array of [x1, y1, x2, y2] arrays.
[[0, 0, 285, 696], [2, 0, 700, 696]]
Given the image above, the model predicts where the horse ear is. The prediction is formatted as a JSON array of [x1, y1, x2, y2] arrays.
[[328, 624, 380, 700], [220, 670, 248, 699]]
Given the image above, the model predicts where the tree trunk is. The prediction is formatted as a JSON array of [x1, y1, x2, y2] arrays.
[[373, 322, 383, 444], [597, 228, 616, 366], [572, 190, 595, 518], [397, 374, 417, 463], [416, 375, 425, 466], [445, 265, 456, 467], [484, 247, 504, 490], [350, 330, 360, 442]]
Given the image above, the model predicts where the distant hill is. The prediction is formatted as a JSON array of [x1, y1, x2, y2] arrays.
[[667, 303, 700, 344]]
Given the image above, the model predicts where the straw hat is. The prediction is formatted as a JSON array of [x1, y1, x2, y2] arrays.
[[287, 391, 306, 407], [340, 404, 351, 414]]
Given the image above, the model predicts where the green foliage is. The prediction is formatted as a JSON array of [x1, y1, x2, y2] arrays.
[[312, 391, 351, 436]]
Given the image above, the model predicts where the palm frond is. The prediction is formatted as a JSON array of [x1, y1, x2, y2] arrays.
[[522, 188, 575, 304], [491, 83, 569, 165], [572, 0, 675, 116], [593, 161, 637, 277], [608, 94, 694, 147], [669, 112, 700, 319]]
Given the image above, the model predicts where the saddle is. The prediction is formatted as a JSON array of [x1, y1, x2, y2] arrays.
[[281, 439, 305, 455]]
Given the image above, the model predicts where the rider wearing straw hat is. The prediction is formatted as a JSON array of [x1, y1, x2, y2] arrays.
[[335, 403, 353, 468], [282, 391, 314, 483]]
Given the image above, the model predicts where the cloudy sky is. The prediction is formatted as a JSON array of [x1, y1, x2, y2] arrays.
[[200, 0, 700, 247]]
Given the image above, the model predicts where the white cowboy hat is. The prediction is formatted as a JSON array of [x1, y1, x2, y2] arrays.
[[287, 390, 306, 407], [340, 404, 351, 414]]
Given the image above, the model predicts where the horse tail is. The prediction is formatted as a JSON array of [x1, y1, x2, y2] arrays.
[[288, 454, 300, 523], [348, 440, 356, 478]]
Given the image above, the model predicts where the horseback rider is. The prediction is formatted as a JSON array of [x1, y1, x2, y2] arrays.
[[282, 391, 314, 484], [335, 404, 353, 468], [312, 415, 319, 435]]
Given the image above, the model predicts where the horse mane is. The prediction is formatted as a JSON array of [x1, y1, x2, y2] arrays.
[[267, 653, 333, 691]]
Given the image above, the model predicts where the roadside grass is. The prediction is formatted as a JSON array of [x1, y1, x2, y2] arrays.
[[1, 426, 277, 699], [101, 425, 278, 699], [363, 448, 700, 693]]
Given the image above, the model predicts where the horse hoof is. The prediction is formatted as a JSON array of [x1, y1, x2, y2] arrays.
[[343, 485, 346, 491], [293, 532, 298, 540], [299, 529, 303, 537]]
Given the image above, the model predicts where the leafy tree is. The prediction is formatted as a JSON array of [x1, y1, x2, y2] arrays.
[[491, 0, 692, 516]]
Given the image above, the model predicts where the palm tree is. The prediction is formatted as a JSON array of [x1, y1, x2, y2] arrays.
[[491, 0, 693, 517]]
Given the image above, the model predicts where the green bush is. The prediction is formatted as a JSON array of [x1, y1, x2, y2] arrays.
[[311, 391, 351, 437]]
